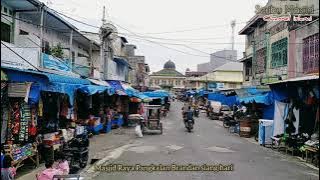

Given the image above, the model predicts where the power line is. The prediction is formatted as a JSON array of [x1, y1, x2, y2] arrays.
[[141, 22, 247, 35]]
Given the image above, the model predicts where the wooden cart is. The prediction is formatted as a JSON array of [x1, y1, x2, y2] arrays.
[[143, 105, 163, 135]]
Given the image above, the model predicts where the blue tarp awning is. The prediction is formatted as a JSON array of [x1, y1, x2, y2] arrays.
[[143, 90, 169, 99], [106, 80, 127, 96], [235, 86, 270, 98], [237, 92, 273, 105], [3, 67, 91, 105], [113, 57, 130, 68], [77, 85, 111, 95], [207, 92, 237, 107]]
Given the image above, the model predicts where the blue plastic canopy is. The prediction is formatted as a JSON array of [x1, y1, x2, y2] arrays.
[[106, 80, 127, 96], [143, 90, 169, 98], [77, 85, 112, 96], [237, 92, 273, 105], [3, 67, 96, 105], [207, 92, 237, 107]]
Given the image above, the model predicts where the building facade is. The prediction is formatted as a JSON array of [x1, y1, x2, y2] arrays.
[[149, 60, 186, 90], [238, 0, 319, 86], [1, 0, 99, 78], [197, 62, 244, 90], [197, 50, 237, 72], [184, 70, 207, 89], [125, 44, 150, 91]]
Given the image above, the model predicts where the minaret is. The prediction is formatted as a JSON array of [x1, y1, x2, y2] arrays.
[[231, 20, 236, 51], [102, 6, 106, 25]]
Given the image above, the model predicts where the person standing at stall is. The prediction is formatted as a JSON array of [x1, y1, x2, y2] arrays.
[[1, 155, 16, 180]]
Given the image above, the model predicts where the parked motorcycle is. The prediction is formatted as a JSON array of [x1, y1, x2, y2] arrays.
[[62, 133, 89, 172], [222, 114, 237, 128]]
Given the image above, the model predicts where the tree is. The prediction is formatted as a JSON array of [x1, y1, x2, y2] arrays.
[[50, 43, 64, 58]]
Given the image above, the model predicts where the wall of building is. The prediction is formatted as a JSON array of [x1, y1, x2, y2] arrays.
[[210, 50, 237, 70], [206, 71, 243, 83], [197, 62, 211, 72], [149, 76, 186, 89], [7, 12, 91, 68], [291, 20, 319, 77]]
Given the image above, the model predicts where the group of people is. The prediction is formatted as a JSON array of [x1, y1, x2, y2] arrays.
[[88, 106, 119, 130], [1, 152, 69, 180]]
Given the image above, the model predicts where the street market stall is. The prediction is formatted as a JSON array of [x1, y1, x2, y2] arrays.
[[268, 76, 319, 165]]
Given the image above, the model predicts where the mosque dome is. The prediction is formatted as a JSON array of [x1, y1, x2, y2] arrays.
[[164, 60, 176, 69]]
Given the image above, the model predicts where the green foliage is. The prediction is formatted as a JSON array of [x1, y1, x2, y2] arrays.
[[50, 43, 64, 58]]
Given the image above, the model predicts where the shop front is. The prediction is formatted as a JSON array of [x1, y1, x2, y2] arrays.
[[0, 67, 94, 172], [268, 76, 319, 166]]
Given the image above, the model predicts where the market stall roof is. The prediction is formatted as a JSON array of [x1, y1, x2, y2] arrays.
[[2, 67, 90, 85], [87, 78, 115, 95], [121, 82, 138, 97], [2, 67, 91, 105], [77, 85, 112, 95], [235, 86, 270, 98], [142, 90, 169, 99], [106, 80, 127, 96], [237, 92, 273, 105], [267, 75, 319, 85]]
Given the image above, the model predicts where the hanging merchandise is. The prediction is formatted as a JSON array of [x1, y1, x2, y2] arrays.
[[29, 106, 37, 136], [38, 98, 43, 117], [19, 103, 30, 142], [11, 101, 21, 137]]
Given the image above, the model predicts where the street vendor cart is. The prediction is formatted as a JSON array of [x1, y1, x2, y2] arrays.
[[142, 105, 163, 135]]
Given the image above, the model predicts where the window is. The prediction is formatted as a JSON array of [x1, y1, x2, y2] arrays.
[[303, 33, 319, 74], [19, 29, 29, 35], [9, 10, 13, 16], [256, 48, 266, 73], [4, 7, 7, 13], [72, 52, 75, 64], [228, 83, 237, 89], [271, 38, 288, 68], [176, 80, 181, 86], [155, 79, 159, 85], [41, 40, 50, 54], [161, 80, 166, 85], [1, 22, 11, 43]]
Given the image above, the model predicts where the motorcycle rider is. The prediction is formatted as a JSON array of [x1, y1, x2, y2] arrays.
[[183, 106, 194, 126]]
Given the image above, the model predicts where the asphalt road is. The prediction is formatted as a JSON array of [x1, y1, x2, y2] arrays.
[[90, 101, 318, 180]]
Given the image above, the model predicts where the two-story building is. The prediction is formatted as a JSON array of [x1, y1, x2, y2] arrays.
[[239, 0, 319, 86], [1, 0, 99, 77]]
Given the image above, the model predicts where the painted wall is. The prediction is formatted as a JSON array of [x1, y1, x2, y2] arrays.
[[291, 20, 319, 78], [206, 71, 243, 83]]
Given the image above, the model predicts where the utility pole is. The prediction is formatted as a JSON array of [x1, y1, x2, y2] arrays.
[[251, 40, 256, 81], [39, 4, 44, 68], [69, 30, 73, 65], [265, 32, 271, 83]]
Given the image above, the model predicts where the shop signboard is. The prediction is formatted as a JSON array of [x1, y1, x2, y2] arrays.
[[208, 82, 224, 90]]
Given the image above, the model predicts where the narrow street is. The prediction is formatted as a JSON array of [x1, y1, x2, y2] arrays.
[[82, 101, 319, 180]]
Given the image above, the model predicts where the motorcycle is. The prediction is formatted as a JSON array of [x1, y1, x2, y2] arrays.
[[185, 118, 194, 132], [62, 133, 89, 172], [222, 114, 237, 128], [183, 111, 194, 132]]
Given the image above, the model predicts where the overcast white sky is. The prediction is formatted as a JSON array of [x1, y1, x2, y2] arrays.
[[43, 0, 268, 73]]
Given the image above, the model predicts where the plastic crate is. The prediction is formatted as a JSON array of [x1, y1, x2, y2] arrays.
[[117, 118, 124, 126], [105, 121, 112, 133], [87, 124, 103, 134]]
